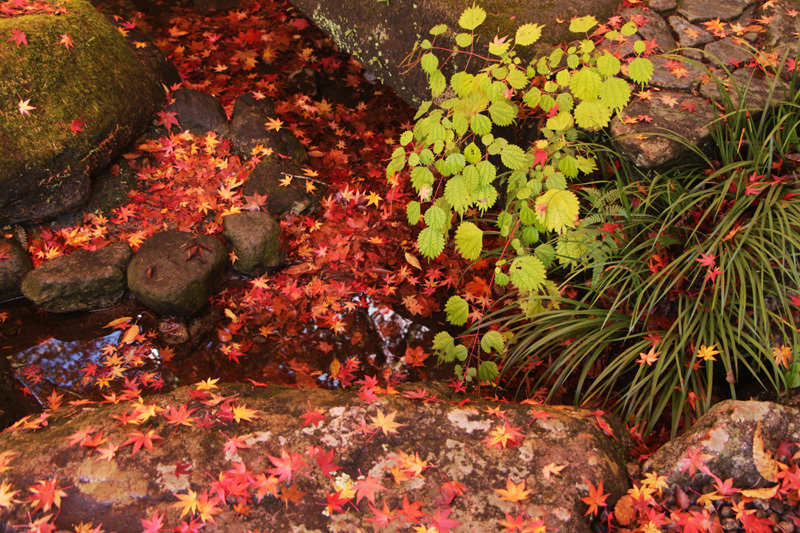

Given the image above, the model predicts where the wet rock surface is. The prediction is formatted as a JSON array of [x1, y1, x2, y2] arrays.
[[243, 156, 326, 217], [228, 92, 307, 161], [0, 383, 632, 533], [127, 230, 227, 317], [166, 88, 229, 135], [20, 242, 132, 313], [0, 238, 32, 303]]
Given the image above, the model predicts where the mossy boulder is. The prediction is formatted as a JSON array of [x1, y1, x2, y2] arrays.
[[0, 0, 168, 223], [0, 238, 33, 302], [287, 0, 620, 108]]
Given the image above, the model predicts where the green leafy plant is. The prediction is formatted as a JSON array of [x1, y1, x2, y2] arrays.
[[483, 44, 800, 435], [387, 6, 652, 382]]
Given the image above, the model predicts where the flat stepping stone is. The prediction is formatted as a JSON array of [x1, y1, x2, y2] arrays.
[[127, 231, 227, 317], [21, 242, 131, 313], [611, 91, 716, 169], [677, 0, 756, 22]]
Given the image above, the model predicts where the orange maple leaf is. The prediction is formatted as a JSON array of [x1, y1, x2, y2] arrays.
[[494, 477, 532, 503], [581, 480, 609, 516]]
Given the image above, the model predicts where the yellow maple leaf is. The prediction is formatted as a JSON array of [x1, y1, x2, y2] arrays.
[[0, 482, 18, 509], [370, 408, 405, 435], [265, 117, 284, 131], [493, 477, 532, 502], [172, 489, 199, 519], [697, 344, 720, 362], [232, 403, 260, 423], [366, 191, 382, 207], [195, 377, 220, 391]]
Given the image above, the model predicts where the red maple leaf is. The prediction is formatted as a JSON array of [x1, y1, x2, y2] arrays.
[[25, 479, 68, 513], [59, 34, 73, 50], [580, 480, 609, 516], [366, 500, 396, 527], [69, 118, 85, 134], [267, 447, 307, 482], [121, 429, 163, 456], [300, 407, 326, 427], [8, 29, 27, 46], [314, 448, 342, 479], [430, 506, 461, 533], [141, 510, 165, 533], [354, 475, 386, 504]]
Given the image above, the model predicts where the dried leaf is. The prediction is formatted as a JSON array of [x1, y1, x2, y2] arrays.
[[752, 422, 779, 482]]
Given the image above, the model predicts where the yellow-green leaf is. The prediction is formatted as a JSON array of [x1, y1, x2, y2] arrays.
[[570, 67, 602, 101], [445, 295, 469, 325], [455, 221, 483, 261], [534, 189, 580, 234], [515, 23, 543, 46], [418, 227, 445, 259], [481, 331, 504, 353], [569, 15, 597, 33], [628, 57, 654, 85], [599, 77, 631, 111], [574, 99, 611, 130], [509, 255, 546, 293], [459, 5, 486, 30]]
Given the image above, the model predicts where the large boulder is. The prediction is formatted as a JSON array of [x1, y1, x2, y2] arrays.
[[288, 0, 621, 108], [127, 230, 228, 317], [20, 242, 132, 313], [222, 211, 283, 274], [643, 400, 800, 489], [0, 0, 169, 223], [0, 383, 632, 533]]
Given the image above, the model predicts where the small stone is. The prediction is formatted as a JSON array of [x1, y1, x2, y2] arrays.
[[677, 0, 755, 22], [753, 498, 770, 511], [158, 319, 190, 344], [649, 0, 676, 12], [622, 8, 678, 53], [21, 242, 131, 313], [167, 88, 228, 135], [127, 231, 227, 317], [0, 237, 32, 302], [242, 157, 326, 217], [703, 37, 757, 68], [776, 521, 794, 533], [222, 211, 283, 274], [720, 504, 735, 518], [668, 15, 716, 48], [286, 67, 319, 97], [722, 517, 739, 531], [771, 499, 786, 514]]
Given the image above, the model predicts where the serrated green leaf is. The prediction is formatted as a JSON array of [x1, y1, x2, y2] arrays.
[[430, 23, 448, 36], [481, 331, 504, 354], [433, 330, 454, 352], [420, 39, 432, 50], [489, 100, 517, 126], [455, 221, 483, 261], [418, 226, 445, 259], [555, 231, 592, 265], [523, 87, 542, 108], [509, 255, 546, 293], [459, 5, 486, 30], [410, 166, 434, 191], [500, 143, 528, 170], [497, 211, 514, 236], [539, 94, 556, 112], [574, 98, 612, 130], [414, 100, 431, 121], [621, 21, 637, 37], [570, 67, 602, 100], [535, 243, 556, 267], [421, 52, 439, 74], [470, 113, 492, 136], [628, 57, 653, 85], [444, 174, 472, 215], [430, 70, 447, 96], [520, 204, 536, 225], [400, 130, 413, 146], [515, 22, 543, 46], [474, 183, 497, 212], [558, 155, 579, 178], [569, 15, 597, 33], [476, 160, 496, 184], [488, 39, 510, 56], [451, 71, 473, 97], [598, 79, 629, 113], [478, 360, 499, 382], [424, 205, 447, 231], [406, 201, 421, 225], [521, 225, 539, 245], [445, 295, 469, 325], [545, 171, 566, 190], [419, 149, 434, 165], [567, 53, 580, 70], [454, 345, 469, 361], [556, 68, 571, 87], [456, 32, 473, 47], [596, 51, 621, 78], [546, 110, 573, 131], [445, 153, 466, 175], [407, 152, 420, 167], [495, 270, 509, 287], [505, 68, 528, 90], [462, 164, 479, 190], [633, 40, 646, 55], [534, 189, 580, 233], [464, 143, 481, 164], [549, 48, 564, 68]]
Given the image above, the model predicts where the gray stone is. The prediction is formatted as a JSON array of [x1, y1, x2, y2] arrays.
[[611, 91, 716, 169], [222, 211, 283, 274], [289, 0, 622, 108], [668, 15, 716, 48], [622, 8, 678, 53], [0, 0, 170, 224], [242, 157, 326, 217], [20, 242, 132, 313], [647, 55, 707, 90], [167, 88, 228, 135], [762, 0, 800, 57], [0, 383, 632, 533], [649, 0, 677, 12], [0, 238, 32, 302], [643, 400, 800, 489], [699, 66, 787, 109], [127, 230, 227, 317], [677, 0, 756, 22], [229, 93, 307, 162], [703, 36, 757, 67]]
